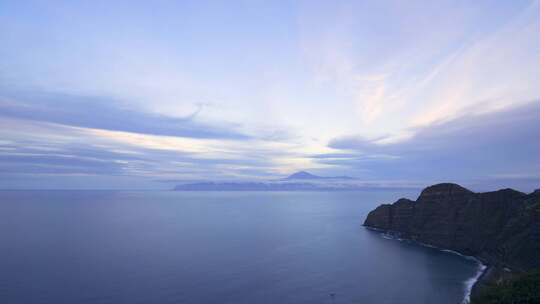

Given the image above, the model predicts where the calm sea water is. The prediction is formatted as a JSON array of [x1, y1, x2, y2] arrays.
[[0, 190, 479, 304]]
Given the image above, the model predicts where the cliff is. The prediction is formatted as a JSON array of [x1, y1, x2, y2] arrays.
[[364, 183, 540, 298]]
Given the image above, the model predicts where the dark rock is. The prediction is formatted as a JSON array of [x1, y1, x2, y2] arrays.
[[416, 183, 474, 203], [364, 183, 540, 294]]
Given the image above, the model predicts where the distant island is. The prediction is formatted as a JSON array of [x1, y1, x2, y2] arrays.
[[173, 171, 399, 191], [282, 171, 354, 180], [364, 183, 540, 303]]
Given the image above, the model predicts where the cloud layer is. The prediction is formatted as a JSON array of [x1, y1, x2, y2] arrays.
[[0, 90, 248, 139], [1, 1, 540, 190], [324, 101, 540, 190]]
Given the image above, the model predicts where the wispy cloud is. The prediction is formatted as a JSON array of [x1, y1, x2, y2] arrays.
[[0, 115, 324, 188], [299, 0, 540, 140], [0, 90, 249, 139]]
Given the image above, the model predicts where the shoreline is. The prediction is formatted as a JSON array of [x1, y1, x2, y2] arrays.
[[463, 263, 487, 303], [364, 226, 488, 304]]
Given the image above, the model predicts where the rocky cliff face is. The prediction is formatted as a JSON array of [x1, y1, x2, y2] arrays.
[[364, 183, 540, 271]]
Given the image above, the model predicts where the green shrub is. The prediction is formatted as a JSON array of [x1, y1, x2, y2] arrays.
[[471, 271, 540, 304]]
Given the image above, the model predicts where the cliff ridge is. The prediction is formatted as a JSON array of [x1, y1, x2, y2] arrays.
[[364, 183, 540, 298]]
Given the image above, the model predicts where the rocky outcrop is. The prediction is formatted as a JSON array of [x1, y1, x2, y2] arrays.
[[364, 183, 540, 297]]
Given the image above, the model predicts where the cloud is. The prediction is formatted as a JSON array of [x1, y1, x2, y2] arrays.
[[0, 117, 309, 187], [0, 154, 125, 175], [1, 1, 539, 189], [307, 152, 359, 159], [324, 100, 540, 191], [298, 0, 540, 141], [0, 89, 250, 140], [407, 1, 540, 128], [0, 133, 145, 175]]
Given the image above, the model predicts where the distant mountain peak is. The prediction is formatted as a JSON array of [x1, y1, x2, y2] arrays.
[[285, 171, 322, 180]]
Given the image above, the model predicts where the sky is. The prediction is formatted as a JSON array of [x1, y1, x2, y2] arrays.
[[1, 0, 540, 191]]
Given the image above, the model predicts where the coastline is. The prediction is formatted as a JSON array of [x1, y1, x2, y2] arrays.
[[364, 226, 488, 304], [463, 263, 487, 303]]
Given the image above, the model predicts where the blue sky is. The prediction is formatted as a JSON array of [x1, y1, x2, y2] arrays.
[[1, 0, 540, 190]]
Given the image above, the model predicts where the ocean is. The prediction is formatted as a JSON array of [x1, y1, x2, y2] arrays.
[[0, 190, 480, 304]]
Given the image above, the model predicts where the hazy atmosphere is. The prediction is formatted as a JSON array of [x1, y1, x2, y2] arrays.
[[2, 0, 540, 190]]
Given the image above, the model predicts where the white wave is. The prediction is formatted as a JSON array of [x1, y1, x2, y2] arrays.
[[462, 263, 487, 304]]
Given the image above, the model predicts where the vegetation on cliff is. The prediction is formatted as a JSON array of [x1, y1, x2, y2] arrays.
[[471, 271, 540, 304]]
